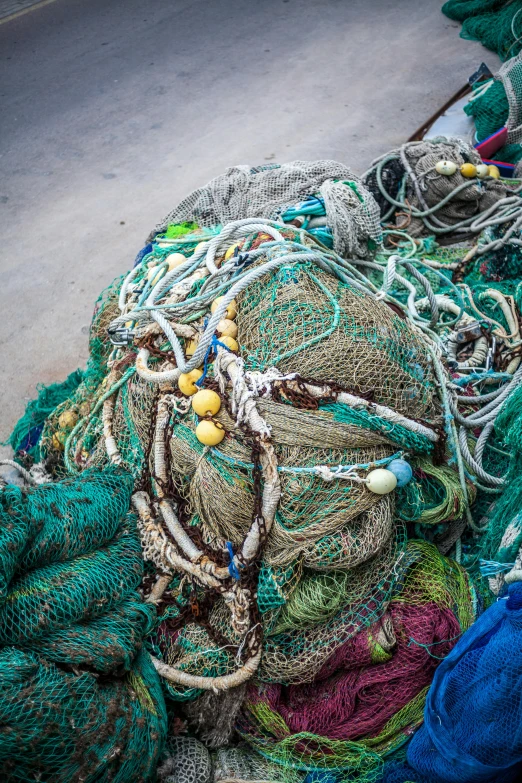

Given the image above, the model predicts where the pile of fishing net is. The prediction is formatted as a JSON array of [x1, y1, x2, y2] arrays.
[[363, 139, 509, 237], [0, 467, 167, 782], [7, 141, 522, 782], [442, 0, 522, 61]]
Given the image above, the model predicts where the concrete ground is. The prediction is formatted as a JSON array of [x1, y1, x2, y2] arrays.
[[0, 0, 499, 448]]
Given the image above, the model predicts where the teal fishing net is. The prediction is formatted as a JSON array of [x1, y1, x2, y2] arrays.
[[0, 468, 167, 781]]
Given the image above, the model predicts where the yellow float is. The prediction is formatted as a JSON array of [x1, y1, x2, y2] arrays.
[[219, 335, 239, 352], [211, 296, 237, 319], [192, 389, 221, 417], [58, 410, 79, 430], [460, 163, 477, 178], [196, 419, 225, 446], [217, 319, 238, 338], [178, 369, 204, 396]]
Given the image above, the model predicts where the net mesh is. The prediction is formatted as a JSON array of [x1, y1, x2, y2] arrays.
[[407, 581, 522, 782], [443, 0, 522, 61], [0, 469, 167, 781], [8, 148, 522, 783], [148, 161, 382, 258], [0, 648, 166, 783]]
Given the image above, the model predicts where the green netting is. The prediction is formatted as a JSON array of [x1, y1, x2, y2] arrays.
[[468, 225, 522, 282], [0, 648, 166, 783], [0, 468, 166, 780], [257, 562, 302, 615], [442, 0, 507, 23], [14, 467, 132, 570], [0, 523, 143, 646], [443, 0, 522, 60], [6, 368, 84, 460], [464, 79, 509, 142], [322, 403, 434, 454]]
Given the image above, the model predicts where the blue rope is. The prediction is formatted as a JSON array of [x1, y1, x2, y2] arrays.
[[479, 559, 516, 577], [226, 542, 241, 580], [195, 334, 234, 388]]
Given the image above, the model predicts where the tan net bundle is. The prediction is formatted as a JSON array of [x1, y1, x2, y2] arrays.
[[169, 405, 398, 572], [364, 138, 508, 238], [148, 161, 382, 258], [236, 261, 434, 419]]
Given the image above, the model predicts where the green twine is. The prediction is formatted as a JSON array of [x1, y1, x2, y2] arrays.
[[322, 403, 434, 453]]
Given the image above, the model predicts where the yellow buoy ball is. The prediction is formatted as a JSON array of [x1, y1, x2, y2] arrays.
[[224, 243, 240, 261], [192, 389, 221, 417], [211, 296, 238, 320], [219, 335, 239, 352], [488, 164, 501, 179], [194, 241, 208, 255], [147, 265, 164, 286], [435, 160, 457, 176], [366, 468, 398, 495], [217, 318, 238, 338], [476, 163, 489, 179], [185, 338, 198, 356], [165, 252, 187, 270], [52, 431, 68, 451], [196, 419, 225, 446], [460, 162, 477, 178], [58, 410, 79, 430], [178, 369, 204, 396]]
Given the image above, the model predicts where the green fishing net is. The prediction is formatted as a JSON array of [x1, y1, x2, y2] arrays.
[[443, 0, 522, 60], [0, 468, 167, 781], [465, 80, 509, 142], [0, 648, 166, 783]]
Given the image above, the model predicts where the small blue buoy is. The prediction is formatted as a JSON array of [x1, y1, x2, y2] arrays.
[[387, 459, 413, 488]]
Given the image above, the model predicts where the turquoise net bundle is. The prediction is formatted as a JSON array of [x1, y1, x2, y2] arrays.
[[442, 0, 522, 60], [0, 469, 167, 781]]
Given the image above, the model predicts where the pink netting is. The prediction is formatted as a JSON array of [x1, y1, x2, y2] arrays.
[[247, 602, 460, 741]]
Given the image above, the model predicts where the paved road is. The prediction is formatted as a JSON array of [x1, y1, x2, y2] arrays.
[[0, 0, 497, 446]]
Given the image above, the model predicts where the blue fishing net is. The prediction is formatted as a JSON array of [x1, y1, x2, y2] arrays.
[[407, 581, 522, 782]]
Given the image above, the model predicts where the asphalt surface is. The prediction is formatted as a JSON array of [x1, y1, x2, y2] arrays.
[[0, 0, 499, 450]]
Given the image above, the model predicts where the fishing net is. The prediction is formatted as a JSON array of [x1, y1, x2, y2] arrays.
[[236, 542, 475, 781], [363, 139, 507, 238], [10, 144, 522, 783], [158, 736, 213, 783], [464, 79, 510, 142], [148, 161, 382, 258], [443, 0, 522, 60], [235, 263, 433, 417], [0, 468, 167, 781], [407, 580, 522, 782], [5, 368, 84, 462], [158, 738, 301, 783], [0, 648, 167, 783]]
